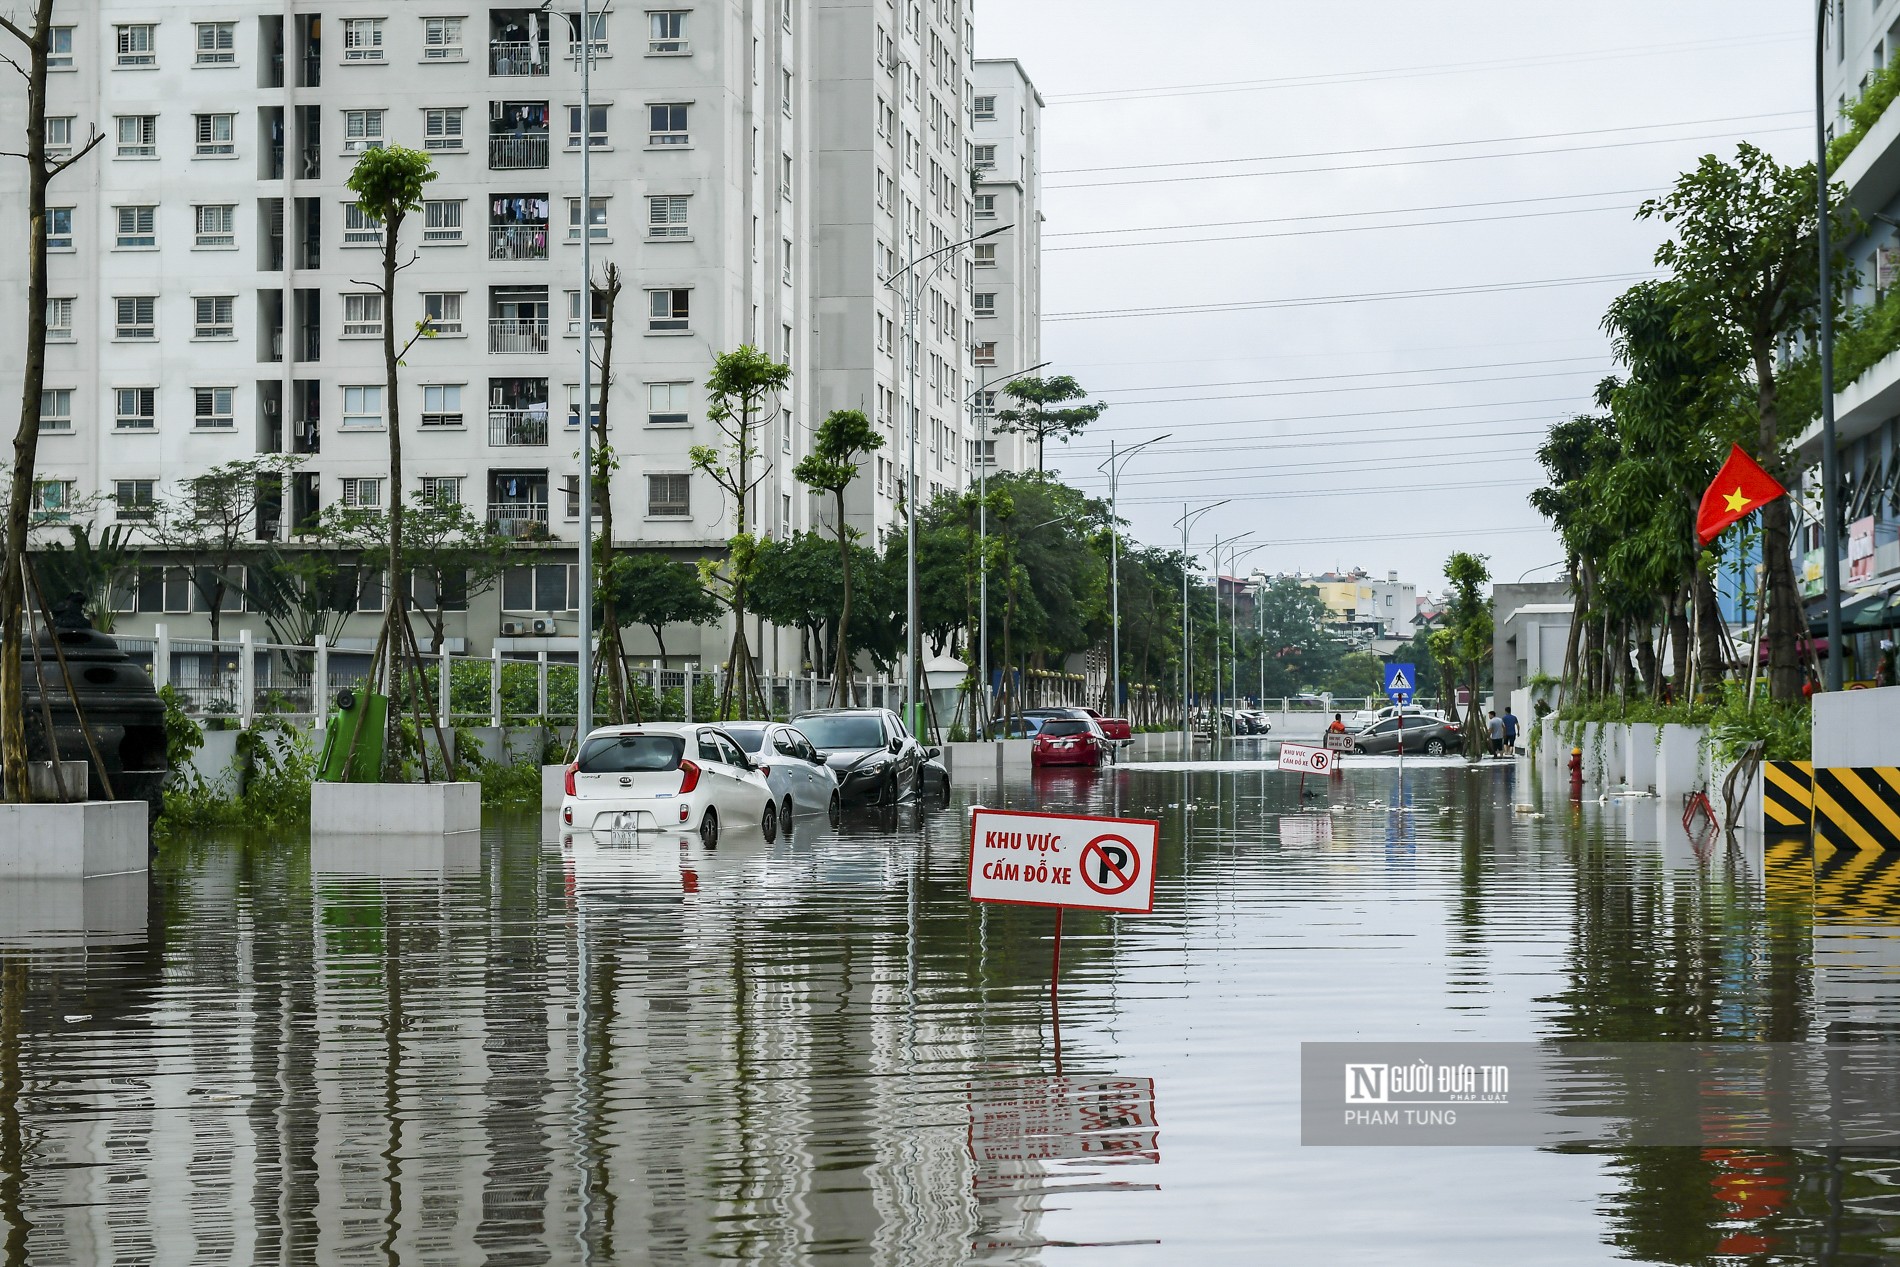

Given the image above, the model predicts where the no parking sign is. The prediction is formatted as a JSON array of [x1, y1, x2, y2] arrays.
[[968, 808, 1159, 914], [1278, 742, 1335, 775]]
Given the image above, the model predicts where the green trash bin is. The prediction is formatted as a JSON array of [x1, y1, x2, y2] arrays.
[[316, 688, 388, 783]]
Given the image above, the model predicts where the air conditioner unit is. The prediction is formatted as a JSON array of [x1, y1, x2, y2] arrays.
[[532, 618, 553, 635], [501, 620, 522, 636]]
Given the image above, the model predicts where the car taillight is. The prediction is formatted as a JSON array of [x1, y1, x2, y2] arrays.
[[564, 762, 578, 796], [678, 758, 701, 794], [758, 764, 772, 777]]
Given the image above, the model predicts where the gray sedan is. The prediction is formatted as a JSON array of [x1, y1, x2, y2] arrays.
[[1349, 714, 1465, 757], [721, 723, 843, 830]]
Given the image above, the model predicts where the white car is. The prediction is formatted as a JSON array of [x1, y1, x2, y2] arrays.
[[562, 723, 775, 847], [719, 722, 844, 830]]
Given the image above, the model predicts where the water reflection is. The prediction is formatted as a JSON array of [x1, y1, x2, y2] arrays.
[[0, 761, 1895, 1261]]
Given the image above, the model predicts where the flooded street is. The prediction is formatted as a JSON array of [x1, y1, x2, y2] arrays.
[[3, 752, 1895, 1265]]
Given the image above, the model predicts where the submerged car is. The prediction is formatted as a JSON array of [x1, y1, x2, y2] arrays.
[[1031, 716, 1112, 767], [719, 722, 844, 829], [1349, 713, 1463, 757], [792, 707, 945, 805], [562, 722, 776, 846]]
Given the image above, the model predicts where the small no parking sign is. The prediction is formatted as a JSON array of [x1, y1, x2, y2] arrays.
[[968, 808, 1159, 914]]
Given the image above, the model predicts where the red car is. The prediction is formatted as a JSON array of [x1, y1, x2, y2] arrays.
[[1080, 707, 1134, 744], [1031, 717, 1112, 767]]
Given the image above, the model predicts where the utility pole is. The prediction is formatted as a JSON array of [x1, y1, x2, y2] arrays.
[[1173, 501, 1227, 749], [1815, 0, 1847, 691], [1099, 434, 1168, 719]]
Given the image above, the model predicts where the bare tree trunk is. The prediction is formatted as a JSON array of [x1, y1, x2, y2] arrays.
[[1695, 566, 1728, 690], [1667, 586, 1691, 698], [589, 266, 633, 723], [829, 487, 854, 704]]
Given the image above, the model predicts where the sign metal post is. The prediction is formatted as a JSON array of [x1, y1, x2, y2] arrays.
[[1383, 662, 1416, 791]]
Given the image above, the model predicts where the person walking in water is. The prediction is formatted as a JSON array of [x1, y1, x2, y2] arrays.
[[1327, 713, 1346, 734], [1501, 707, 1519, 756], [1486, 710, 1504, 758]]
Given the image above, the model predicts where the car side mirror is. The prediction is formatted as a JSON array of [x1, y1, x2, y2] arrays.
[[888, 736, 903, 755], [926, 746, 941, 759]]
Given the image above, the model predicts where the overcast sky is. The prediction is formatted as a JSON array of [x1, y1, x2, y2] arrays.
[[976, 0, 1807, 597]]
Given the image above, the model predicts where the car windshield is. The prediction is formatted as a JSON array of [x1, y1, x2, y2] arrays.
[[1041, 720, 1091, 737], [723, 727, 768, 753], [579, 733, 685, 772], [796, 715, 886, 750]]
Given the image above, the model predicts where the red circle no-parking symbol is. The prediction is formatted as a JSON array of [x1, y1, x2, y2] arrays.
[[1080, 834, 1141, 895]]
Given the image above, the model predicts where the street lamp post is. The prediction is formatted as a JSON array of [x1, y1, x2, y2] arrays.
[[886, 224, 1011, 737], [1098, 434, 1170, 720], [1816, 0, 1847, 691], [1228, 542, 1265, 706], [1211, 531, 1254, 722], [1173, 501, 1228, 748], [972, 359, 1049, 738]]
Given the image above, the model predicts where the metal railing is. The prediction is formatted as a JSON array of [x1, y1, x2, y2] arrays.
[[488, 408, 549, 446], [488, 41, 547, 75], [489, 225, 548, 260], [488, 132, 549, 169], [488, 318, 548, 353], [487, 502, 550, 537]]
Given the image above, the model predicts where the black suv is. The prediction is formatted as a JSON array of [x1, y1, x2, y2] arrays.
[[791, 708, 945, 804]]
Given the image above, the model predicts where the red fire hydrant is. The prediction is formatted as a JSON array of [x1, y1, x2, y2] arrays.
[[1568, 747, 1584, 797]]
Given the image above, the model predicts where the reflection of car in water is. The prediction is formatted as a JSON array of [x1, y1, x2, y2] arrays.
[[1349, 714, 1463, 756], [719, 722, 843, 829], [562, 722, 776, 846], [792, 708, 947, 805]]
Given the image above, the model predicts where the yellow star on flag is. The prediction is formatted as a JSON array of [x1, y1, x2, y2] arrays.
[[1722, 487, 1751, 514]]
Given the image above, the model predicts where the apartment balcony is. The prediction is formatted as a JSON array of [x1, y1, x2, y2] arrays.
[[489, 224, 548, 261], [489, 132, 548, 170], [488, 502, 550, 538], [489, 407, 549, 446], [489, 41, 548, 75], [489, 318, 548, 354]]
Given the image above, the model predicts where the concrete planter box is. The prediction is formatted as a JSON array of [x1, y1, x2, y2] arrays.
[[311, 781, 481, 835], [0, 801, 148, 879], [1625, 724, 1658, 794], [1814, 685, 1900, 767], [543, 763, 568, 810], [996, 739, 1033, 775], [1655, 725, 1708, 807], [0, 873, 146, 948], [311, 832, 482, 877], [943, 742, 998, 784]]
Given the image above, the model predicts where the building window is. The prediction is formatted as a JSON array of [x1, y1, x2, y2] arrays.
[[194, 296, 235, 339], [973, 242, 997, 267], [972, 143, 996, 170], [781, 153, 793, 199], [647, 381, 689, 426], [973, 94, 996, 121], [115, 480, 157, 520], [46, 297, 74, 341], [423, 16, 463, 59], [566, 290, 607, 335], [39, 389, 73, 432], [48, 26, 73, 70], [782, 69, 794, 115], [115, 24, 157, 68], [972, 341, 997, 366], [195, 22, 237, 65], [648, 103, 688, 145], [421, 384, 464, 426], [566, 196, 608, 240], [341, 477, 384, 508], [32, 480, 77, 522], [194, 113, 235, 156], [116, 296, 157, 339], [647, 473, 690, 518], [343, 109, 386, 152], [647, 289, 689, 332], [45, 115, 73, 155], [647, 194, 688, 238], [115, 389, 157, 430], [975, 193, 996, 219], [194, 386, 235, 429], [343, 204, 385, 245], [115, 115, 157, 158], [342, 18, 385, 61], [342, 385, 384, 428], [343, 293, 384, 337], [422, 199, 465, 243], [194, 203, 236, 248], [648, 11, 687, 54], [47, 207, 74, 251], [973, 291, 996, 318], [567, 104, 608, 147], [502, 564, 575, 612], [423, 107, 465, 150], [566, 382, 602, 427], [114, 205, 156, 248], [420, 475, 462, 503], [422, 291, 464, 334]]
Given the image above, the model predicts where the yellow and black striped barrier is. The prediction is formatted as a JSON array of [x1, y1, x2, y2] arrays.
[[1812, 767, 1900, 855], [1762, 761, 1813, 835], [1763, 836, 1813, 912], [1812, 836, 1900, 921]]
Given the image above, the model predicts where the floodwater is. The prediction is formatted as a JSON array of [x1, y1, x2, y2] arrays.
[[1, 751, 1895, 1265]]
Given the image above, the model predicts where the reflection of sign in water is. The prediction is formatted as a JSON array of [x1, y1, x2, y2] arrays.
[[1279, 814, 1335, 847], [968, 808, 1159, 914], [968, 1077, 1160, 1176], [1279, 742, 1335, 774]]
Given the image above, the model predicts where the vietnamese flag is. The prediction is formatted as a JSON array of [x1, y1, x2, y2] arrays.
[[1695, 444, 1787, 546]]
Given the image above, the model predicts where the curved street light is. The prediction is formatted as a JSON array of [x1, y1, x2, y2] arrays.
[[1098, 433, 1171, 720], [1172, 500, 1229, 745]]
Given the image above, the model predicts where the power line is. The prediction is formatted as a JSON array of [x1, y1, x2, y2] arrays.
[[1046, 126, 1804, 193], [1089, 354, 1609, 395], [1066, 423, 1556, 463], [1043, 31, 1802, 105], [1047, 273, 1657, 323], [1084, 397, 1588, 437], [1096, 367, 1605, 409], [1047, 187, 1662, 240], [1047, 202, 1639, 254], [1044, 111, 1802, 176]]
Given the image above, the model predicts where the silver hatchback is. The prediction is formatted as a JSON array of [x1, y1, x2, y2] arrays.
[[720, 722, 843, 831]]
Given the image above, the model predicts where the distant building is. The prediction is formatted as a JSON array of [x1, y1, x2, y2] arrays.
[[1491, 581, 1573, 701], [1289, 569, 1417, 641]]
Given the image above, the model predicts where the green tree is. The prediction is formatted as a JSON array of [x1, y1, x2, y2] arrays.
[[34, 523, 137, 633], [994, 375, 1107, 472], [1432, 552, 1493, 760], [1635, 143, 1852, 701], [147, 455, 304, 642], [344, 143, 443, 777], [323, 492, 507, 653], [605, 552, 718, 666], [1251, 576, 1341, 698], [1531, 413, 1620, 696], [1321, 652, 1386, 702], [793, 408, 884, 701], [691, 346, 792, 717]]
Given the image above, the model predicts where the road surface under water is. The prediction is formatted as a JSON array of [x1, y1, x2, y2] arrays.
[[0, 751, 1893, 1264]]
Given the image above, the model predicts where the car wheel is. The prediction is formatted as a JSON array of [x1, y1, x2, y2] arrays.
[[881, 771, 899, 806], [780, 795, 795, 836], [699, 807, 720, 847], [760, 799, 778, 843], [1425, 739, 1447, 757], [828, 792, 842, 828]]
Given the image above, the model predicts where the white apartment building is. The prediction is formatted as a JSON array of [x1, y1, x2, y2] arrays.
[[969, 57, 1041, 473], [2, 0, 1040, 668]]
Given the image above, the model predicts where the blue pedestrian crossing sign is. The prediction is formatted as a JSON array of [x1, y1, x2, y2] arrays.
[[1383, 663, 1416, 704]]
